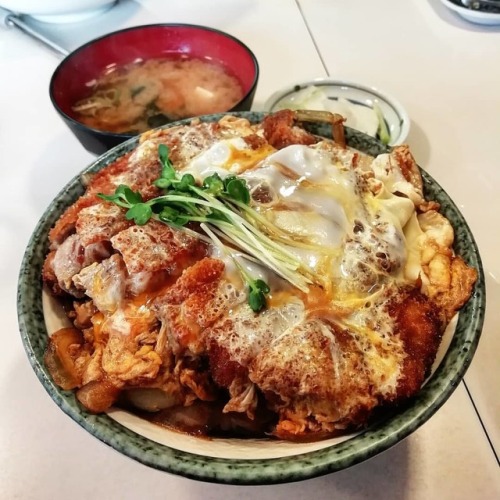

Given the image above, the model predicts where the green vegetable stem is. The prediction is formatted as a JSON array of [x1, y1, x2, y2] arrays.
[[99, 144, 321, 312]]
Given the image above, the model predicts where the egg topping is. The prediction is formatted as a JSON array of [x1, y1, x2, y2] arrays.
[[43, 113, 477, 439], [177, 137, 429, 396]]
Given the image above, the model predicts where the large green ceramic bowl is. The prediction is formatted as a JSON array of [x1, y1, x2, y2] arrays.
[[17, 112, 485, 485]]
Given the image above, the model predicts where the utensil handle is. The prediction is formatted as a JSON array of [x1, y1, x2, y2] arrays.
[[0, 7, 69, 57]]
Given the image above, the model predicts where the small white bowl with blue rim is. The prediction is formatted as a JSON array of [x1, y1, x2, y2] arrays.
[[264, 79, 411, 147]]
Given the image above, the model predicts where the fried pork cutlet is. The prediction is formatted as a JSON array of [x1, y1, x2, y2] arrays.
[[42, 112, 477, 440]]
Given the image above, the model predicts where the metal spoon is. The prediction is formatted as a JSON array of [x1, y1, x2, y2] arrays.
[[0, 7, 69, 57]]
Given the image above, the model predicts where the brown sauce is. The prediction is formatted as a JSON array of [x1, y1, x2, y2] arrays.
[[120, 398, 277, 439]]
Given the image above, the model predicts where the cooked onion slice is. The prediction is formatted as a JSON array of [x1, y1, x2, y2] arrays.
[[44, 328, 84, 390], [76, 380, 120, 413]]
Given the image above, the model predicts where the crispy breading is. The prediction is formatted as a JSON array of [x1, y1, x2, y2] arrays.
[[49, 195, 97, 247], [392, 145, 423, 193], [141, 122, 224, 168], [42, 112, 478, 440], [153, 258, 244, 355], [76, 203, 132, 247], [111, 220, 205, 274], [388, 288, 443, 398], [249, 318, 380, 437], [262, 109, 318, 149], [49, 150, 161, 248]]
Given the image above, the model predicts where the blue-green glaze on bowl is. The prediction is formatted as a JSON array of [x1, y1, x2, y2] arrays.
[[17, 112, 486, 485]]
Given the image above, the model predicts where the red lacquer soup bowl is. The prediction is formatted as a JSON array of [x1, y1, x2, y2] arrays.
[[49, 24, 259, 155]]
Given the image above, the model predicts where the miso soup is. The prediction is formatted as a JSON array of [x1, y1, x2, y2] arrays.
[[72, 57, 245, 134]]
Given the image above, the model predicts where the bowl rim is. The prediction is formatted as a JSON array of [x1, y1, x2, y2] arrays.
[[263, 78, 411, 145], [49, 23, 260, 142], [0, 0, 116, 17], [17, 111, 485, 485], [438, 0, 500, 22]]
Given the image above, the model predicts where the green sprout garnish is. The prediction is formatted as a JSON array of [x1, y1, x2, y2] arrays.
[[374, 103, 391, 146], [248, 279, 271, 313], [99, 144, 322, 312]]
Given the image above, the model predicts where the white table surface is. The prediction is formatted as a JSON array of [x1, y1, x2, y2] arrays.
[[0, 0, 499, 498]]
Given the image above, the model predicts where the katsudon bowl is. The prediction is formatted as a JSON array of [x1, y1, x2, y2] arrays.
[[17, 112, 485, 485]]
